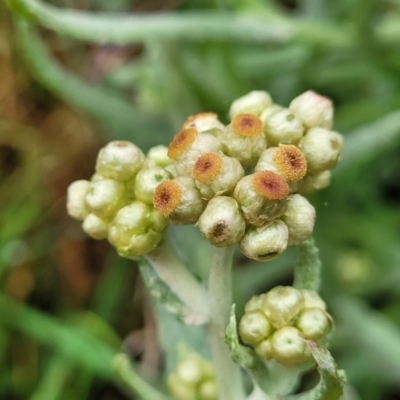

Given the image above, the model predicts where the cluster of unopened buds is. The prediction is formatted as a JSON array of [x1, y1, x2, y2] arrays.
[[67, 90, 343, 261], [239, 286, 332, 366]]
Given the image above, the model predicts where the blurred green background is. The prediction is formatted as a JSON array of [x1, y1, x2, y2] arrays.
[[1, 0, 400, 399]]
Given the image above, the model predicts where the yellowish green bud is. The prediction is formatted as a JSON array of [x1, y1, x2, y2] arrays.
[[167, 373, 197, 400], [295, 307, 332, 341], [150, 209, 169, 232], [176, 356, 204, 385], [254, 338, 273, 361], [289, 90, 333, 129], [66, 179, 90, 221], [197, 196, 246, 247], [263, 108, 304, 145], [233, 172, 288, 226], [82, 213, 108, 240], [239, 310, 273, 346], [146, 145, 173, 168], [183, 112, 225, 137], [90, 173, 105, 182], [168, 128, 221, 176], [244, 294, 265, 313], [85, 179, 125, 218], [199, 379, 218, 400], [280, 194, 315, 245], [239, 220, 289, 261], [95, 141, 145, 181], [133, 165, 172, 205], [260, 104, 284, 123], [193, 153, 244, 199], [301, 289, 326, 310], [299, 128, 343, 174], [298, 171, 331, 194], [153, 176, 206, 225], [229, 90, 273, 118], [262, 286, 304, 328], [270, 326, 312, 366]]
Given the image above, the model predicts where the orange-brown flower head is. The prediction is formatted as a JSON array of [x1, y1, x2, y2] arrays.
[[153, 180, 182, 217], [253, 171, 289, 201], [192, 153, 223, 183], [273, 145, 307, 182], [168, 128, 198, 160], [231, 114, 263, 137]]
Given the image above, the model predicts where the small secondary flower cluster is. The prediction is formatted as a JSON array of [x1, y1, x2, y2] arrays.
[[167, 353, 217, 400], [239, 286, 332, 366], [153, 90, 343, 261]]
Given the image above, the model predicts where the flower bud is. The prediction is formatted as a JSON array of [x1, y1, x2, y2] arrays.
[[197, 196, 246, 247], [280, 194, 315, 245], [193, 153, 244, 199], [263, 108, 304, 145], [67, 180, 90, 221], [239, 220, 289, 261], [244, 294, 265, 313], [229, 91, 273, 118], [295, 307, 332, 341], [239, 310, 273, 346], [82, 213, 108, 240], [199, 379, 218, 400], [168, 128, 221, 176], [167, 373, 197, 400], [300, 289, 326, 310], [289, 90, 333, 129], [95, 141, 145, 181], [153, 177, 206, 225], [146, 145, 173, 168], [298, 171, 331, 194], [262, 286, 304, 328], [133, 165, 172, 205], [254, 338, 273, 361], [221, 114, 266, 166], [150, 209, 169, 232], [85, 179, 125, 218], [299, 128, 343, 174], [233, 172, 288, 226], [176, 356, 204, 385], [270, 326, 312, 366], [182, 112, 225, 137], [260, 104, 284, 123]]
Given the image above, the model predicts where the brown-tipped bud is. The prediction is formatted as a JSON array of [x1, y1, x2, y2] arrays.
[[280, 194, 315, 245], [182, 112, 225, 137], [298, 171, 331, 194], [229, 90, 273, 118], [295, 307, 333, 341], [168, 128, 221, 176], [273, 145, 307, 182], [233, 173, 288, 226], [193, 153, 244, 199], [239, 220, 289, 261], [197, 196, 246, 247], [221, 114, 266, 166], [299, 128, 343, 174], [239, 310, 273, 346], [153, 176, 206, 225], [289, 90, 333, 129], [263, 108, 304, 146]]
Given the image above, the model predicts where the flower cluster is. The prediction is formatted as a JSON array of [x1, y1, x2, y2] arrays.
[[167, 353, 217, 400], [239, 286, 332, 366], [66, 142, 173, 258], [153, 90, 343, 261]]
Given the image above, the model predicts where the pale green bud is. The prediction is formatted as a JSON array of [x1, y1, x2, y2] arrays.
[[199, 379, 218, 400], [119, 230, 162, 258], [150, 209, 169, 232], [239, 220, 289, 261], [289, 90, 333, 129], [183, 112, 225, 137], [298, 170, 331, 194], [280, 194, 315, 245], [244, 294, 265, 313], [270, 326, 312, 366], [295, 307, 332, 341], [82, 213, 108, 240], [193, 153, 244, 199], [146, 145, 173, 168], [95, 141, 145, 181], [299, 128, 343, 174], [239, 310, 273, 345], [90, 173, 105, 182], [66, 180, 90, 221], [85, 179, 125, 218], [229, 91, 273, 118], [260, 104, 284, 123], [133, 165, 172, 205], [197, 196, 246, 247], [300, 289, 326, 311], [176, 356, 204, 385], [262, 286, 304, 328], [254, 338, 273, 361], [263, 108, 304, 146], [153, 176, 206, 225], [167, 373, 197, 400], [168, 128, 221, 176], [221, 114, 266, 166]]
